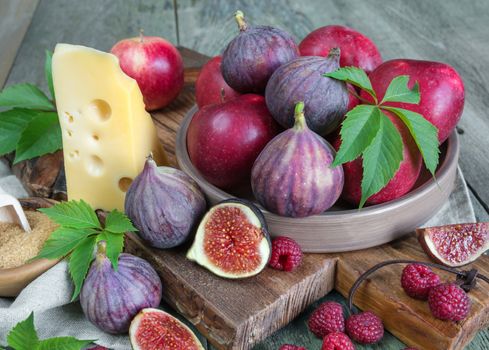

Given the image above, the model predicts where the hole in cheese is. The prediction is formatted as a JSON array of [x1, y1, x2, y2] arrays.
[[86, 155, 104, 176], [87, 99, 112, 121], [92, 134, 99, 141], [67, 130, 73, 137], [68, 150, 79, 159], [118, 177, 133, 192]]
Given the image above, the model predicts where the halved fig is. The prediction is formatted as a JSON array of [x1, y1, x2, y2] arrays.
[[186, 199, 271, 278], [417, 223, 489, 267], [129, 308, 205, 350]]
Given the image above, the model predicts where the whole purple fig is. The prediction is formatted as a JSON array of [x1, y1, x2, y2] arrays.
[[265, 48, 349, 135], [221, 10, 299, 93], [251, 102, 344, 217], [80, 241, 162, 334], [125, 156, 206, 248]]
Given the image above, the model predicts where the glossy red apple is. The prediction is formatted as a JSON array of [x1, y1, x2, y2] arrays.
[[364, 59, 465, 143], [187, 94, 280, 189], [195, 56, 241, 108], [332, 110, 423, 206], [111, 33, 184, 111], [299, 25, 382, 74]]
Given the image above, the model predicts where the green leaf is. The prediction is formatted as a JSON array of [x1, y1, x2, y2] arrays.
[[360, 112, 404, 207], [37, 337, 94, 350], [0, 83, 54, 110], [38, 200, 101, 230], [7, 312, 39, 350], [324, 66, 377, 102], [35, 227, 95, 260], [69, 235, 97, 301], [381, 75, 420, 104], [104, 209, 137, 234], [383, 106, 440, 175], [333, 105, 382, 166], [0, 109, 39, 156], [45, 50, 55, 101], [99, 230, 124, 271], [14, 112, 62, 163]]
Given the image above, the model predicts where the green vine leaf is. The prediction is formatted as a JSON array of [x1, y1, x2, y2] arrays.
[[381, 75, 420, 104], [38, 200, 101, 230], [104, 209, 137, 234], [0, 109, 39, 156], [6, 312, 39, 350], [99, 231, 125, 271], [324, 66, 377, 102], [0, 83, 54, 111], [69, 236, 97, 301], [45, 50, 55, 101]]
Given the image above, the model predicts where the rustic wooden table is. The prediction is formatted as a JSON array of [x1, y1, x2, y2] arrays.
[[1, 1, 488, 349]]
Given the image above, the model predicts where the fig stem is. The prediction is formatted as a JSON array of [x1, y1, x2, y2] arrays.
[[347, 259, 489, 316], [96, 240, 107, 263], [139, 28, 144, 43], [293, 101, 307, 130], [235, 10, 248, 31]]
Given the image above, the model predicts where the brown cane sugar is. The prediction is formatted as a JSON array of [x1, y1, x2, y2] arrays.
[[0, 211, 58, 269]]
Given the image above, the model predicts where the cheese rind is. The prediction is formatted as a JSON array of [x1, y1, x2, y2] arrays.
[[52, 43, 167, 211]]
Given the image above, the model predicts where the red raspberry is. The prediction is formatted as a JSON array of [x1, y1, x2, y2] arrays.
[[345, 311, 384, 344], [269, 236, 303, 271], [321, 332, 355, 350], [308, 301, 345, 338], [279, 345, 306, 350], [401, 263, 441, 300], [428, 283, 470, 321]]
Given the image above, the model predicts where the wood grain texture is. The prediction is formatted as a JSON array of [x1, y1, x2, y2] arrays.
[[125, 234, 336, 350], [0, 0, 39, 87], [336, 236, 489, 350]]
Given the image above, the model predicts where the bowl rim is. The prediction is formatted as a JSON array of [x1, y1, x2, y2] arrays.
[[176, 105, 459, 220]]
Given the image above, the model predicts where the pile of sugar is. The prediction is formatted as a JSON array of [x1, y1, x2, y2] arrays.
[[0, 211, 58, 269]]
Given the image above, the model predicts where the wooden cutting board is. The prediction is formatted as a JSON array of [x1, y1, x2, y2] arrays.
[[4, 48, 488, 350]]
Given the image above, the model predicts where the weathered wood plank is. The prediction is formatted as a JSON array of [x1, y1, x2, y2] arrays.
[[0, 0, 39, 87]]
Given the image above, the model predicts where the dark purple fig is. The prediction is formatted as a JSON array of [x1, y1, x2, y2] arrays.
[[125, 156, 206, 249], [251, 102, 344, 217], [221, 10, 299, 93], [187, 198, 271, 279], [265, 49, 349, 135], [80, 241, 162, 334]]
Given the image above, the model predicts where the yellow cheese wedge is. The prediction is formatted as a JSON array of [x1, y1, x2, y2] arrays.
[[52, 43, 167, 211]]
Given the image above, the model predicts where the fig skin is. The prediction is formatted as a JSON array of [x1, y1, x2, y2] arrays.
[[265, 49, 349, 136], [80, 242, 162, 334], [299, 25, 383, 74], [130, 308, 205, 350], [252, 102, 344, 217], [332, 110, 422, 206], [195, 56, 241, 108], [187, 94, 280, 190], [221, 11, 299, 93], [187, 199, 271, 279], [364, 59, 465, 143], [125, 157, 206, 249]]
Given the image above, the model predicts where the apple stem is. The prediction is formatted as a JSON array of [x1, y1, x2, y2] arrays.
[[139, 28, 144, 43], [235, 10, 248, 31], [220, 88, 226, 103], [328, 47, 341, 59]]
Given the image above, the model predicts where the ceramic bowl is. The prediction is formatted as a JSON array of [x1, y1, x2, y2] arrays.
[[176, 106, 459, 252], [0, 198, 60, 297]]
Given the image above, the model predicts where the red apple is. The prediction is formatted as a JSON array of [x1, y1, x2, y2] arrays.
[[195, 56, 241, 108], [187, 94, 280, 189], [364, 59, 465, 143], [111, 33, 184, 111], [299, 25, 382, 74], [332, 111, 423, 206]]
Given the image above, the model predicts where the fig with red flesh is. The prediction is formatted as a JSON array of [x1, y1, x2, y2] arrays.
[[252, 102, 344, 217], [130, 308, 204, 350], [80, 241, 162, 334], [417, 223, 489, 267], [187, 94, 280, 190], [332, 110, 423, 206], [195, 56, 241, 108], [265, 49, 349, 136], [364, 59, 465, 143], [186, 199, 271, 279], [299, 25, 383, 74], [221, 11, 299, 93]]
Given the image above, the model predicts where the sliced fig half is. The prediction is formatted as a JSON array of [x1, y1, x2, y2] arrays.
[[186, 199, 271, 278], [129, 308, 205, 350], [417, 223, 489, 267]]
